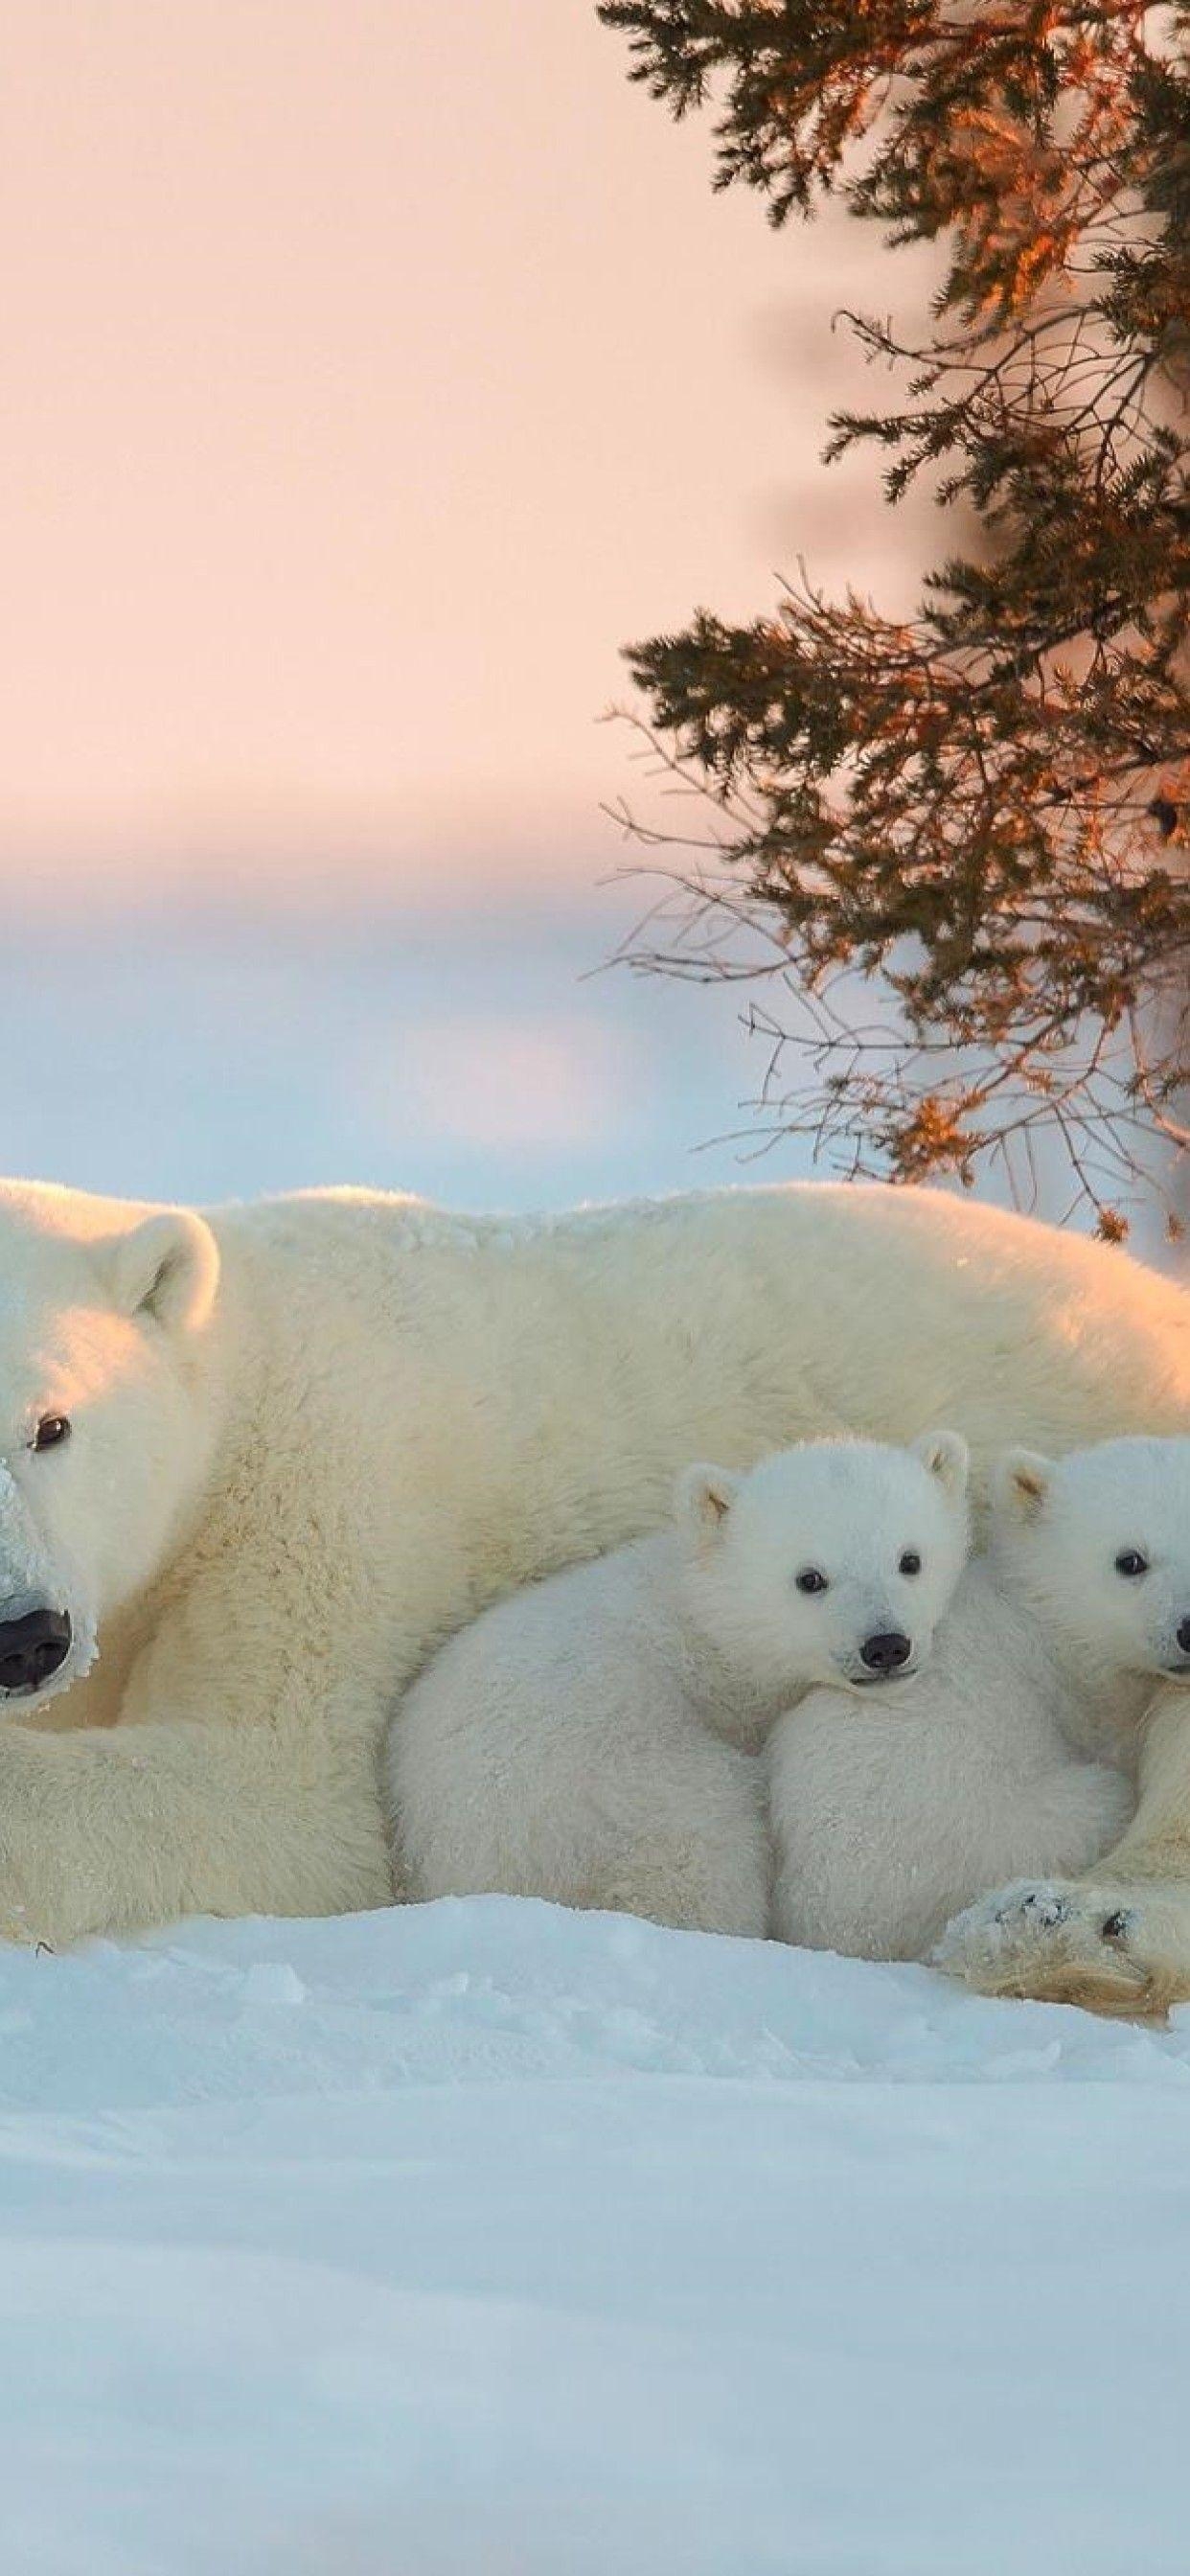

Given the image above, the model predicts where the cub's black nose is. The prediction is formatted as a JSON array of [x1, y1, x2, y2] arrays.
[[1179, 1616, 1190, 1656], [0, 1608, 71, 1695], [860, 1629, 912, 1675]]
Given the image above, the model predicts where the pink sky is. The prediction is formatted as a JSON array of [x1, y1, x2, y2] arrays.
[[2, 1, 937, 904]]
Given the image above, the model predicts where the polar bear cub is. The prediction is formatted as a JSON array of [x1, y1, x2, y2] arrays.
[[387, 1432, 971, 1938], [767, 1437, 1190, 1964]]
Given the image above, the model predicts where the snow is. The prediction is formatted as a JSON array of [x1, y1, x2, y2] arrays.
[[0, 895, 794, 1218], [1, 1895, 1188, 2573]]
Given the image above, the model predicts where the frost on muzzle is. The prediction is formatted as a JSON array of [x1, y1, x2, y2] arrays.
[[0, 1463, 96, 1705]]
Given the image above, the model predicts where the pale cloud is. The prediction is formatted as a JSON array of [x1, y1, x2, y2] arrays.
[[0, 0, 935, 901], [364, 1011, 637, 1153]]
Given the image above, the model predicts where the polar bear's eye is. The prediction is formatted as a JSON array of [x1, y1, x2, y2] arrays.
[[794, 1567, 829, 1596], [31, 1414, 71, 1453], [1114, 1549, 1149, 1578], [900, 1551, 922, 1576]]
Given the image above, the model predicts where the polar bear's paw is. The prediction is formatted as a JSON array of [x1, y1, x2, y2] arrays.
[[933, 1877, 1190, 2021]]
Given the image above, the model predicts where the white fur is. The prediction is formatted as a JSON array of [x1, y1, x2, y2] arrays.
[[387, 1436, 970, 1932], [0, 1176, 1183, 1976], [767, 1437, 1190, 1962]]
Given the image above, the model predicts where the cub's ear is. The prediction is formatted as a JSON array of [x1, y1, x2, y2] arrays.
[[109, 1210, 220, 1334], [675, 1462, 740, 1541], [995, 1447, 1053, 1524], [913, 1428, 970, 1503]]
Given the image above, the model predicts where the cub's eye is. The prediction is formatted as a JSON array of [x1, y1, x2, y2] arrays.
[[31, 1414, 71, 1453], [900, 1551, 922, 1577], [1114, 1549, 1148, 1578], [795, 1567, 829, 1596]]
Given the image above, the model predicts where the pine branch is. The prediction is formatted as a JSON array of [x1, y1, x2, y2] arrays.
[[600, 0, 1190, 1235]]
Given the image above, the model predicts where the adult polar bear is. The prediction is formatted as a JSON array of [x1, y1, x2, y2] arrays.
[[0, 1173, 1187, 2012]]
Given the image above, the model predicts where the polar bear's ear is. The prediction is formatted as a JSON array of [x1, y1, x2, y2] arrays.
[[996, 1447, 1053, 1524], [913, 1429, 969, 1503], [675, 1463, 739, 1541], [108, 1210, 220, 1334]]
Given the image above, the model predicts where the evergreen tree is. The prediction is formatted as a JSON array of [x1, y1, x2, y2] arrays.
[[600, 0, 1190, 1234]]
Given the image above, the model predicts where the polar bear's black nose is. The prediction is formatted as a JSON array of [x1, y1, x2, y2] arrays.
[[0, 1608, 71, 1695], [1179, 1617, 1190, 1656], [860, 1629, 912, 1675]]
